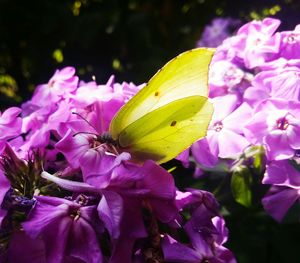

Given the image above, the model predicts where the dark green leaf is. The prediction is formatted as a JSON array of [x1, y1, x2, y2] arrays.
[[231, 165, 252, 207]]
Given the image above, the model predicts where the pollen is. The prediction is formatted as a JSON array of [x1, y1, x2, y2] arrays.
[[213, 121, 223, 132], [170, 120, 177, 127], [70, 209, 81, 221], [277, 117, 289, 130]]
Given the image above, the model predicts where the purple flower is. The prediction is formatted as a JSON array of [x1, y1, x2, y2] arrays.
[[202, 95, 251, 159], [72, 76, 143, 123], [244, 65, 300, 105], [0, 107, 22, 152], [263, 185, 300, 222], [262, 160, 300, 221], [209, 60, 253, 99], [20, 101, 72, 153], [191, 138, 219, 168], [244, 99, 300, 160], [161, 190, 236, 263], [55, 128, 133, 188], [86, 160, 178, 223], [30, 67, 79, 107], [263, 160, 300, 186], [232, 18, 281, 68], [176, 149, 190, 168], [22, 195, 103, 263], [197, 17, 241, 48], [279, 25, 300, 60], [41, 160, 178, 263], [0, 169, 10, 225], [4, 230, 46, 263]]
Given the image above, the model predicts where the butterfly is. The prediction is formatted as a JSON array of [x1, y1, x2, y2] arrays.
[[108, 48, 215, 164]]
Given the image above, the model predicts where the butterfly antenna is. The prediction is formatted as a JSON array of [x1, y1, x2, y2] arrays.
[[71, 111, 98, 132]]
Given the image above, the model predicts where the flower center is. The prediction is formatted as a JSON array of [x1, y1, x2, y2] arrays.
[[70, 209, 81, 221], [213, 121, 223, 132], [89, 136, 102, 148], [287, 34, 297, 44], [276, 117, 289, 130]]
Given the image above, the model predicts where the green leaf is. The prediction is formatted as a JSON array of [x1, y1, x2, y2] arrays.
[[231, 165, 253, 207]]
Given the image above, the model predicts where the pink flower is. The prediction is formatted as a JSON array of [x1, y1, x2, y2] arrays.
[[244, 99, 300, 160], [234, 18, 281, 68], [204, 95, 251, 159], [0, 107, 22, 152], [30, 67, 79, 106], [244, 66, 300, 105]]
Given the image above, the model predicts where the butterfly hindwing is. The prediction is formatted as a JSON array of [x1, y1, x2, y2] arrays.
[[117, 96, 213, 164]]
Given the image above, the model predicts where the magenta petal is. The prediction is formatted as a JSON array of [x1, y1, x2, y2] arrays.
[[243, 86, 269, 106], [0, 170, 10, 225], [211, 95, 238, 122], [191, 138, 218, 168], [243, 111, 269, 144], [212, 217, 228, 245], [264, 132, 295, 160], [161, 235, 201, 263], [149, 198, 177, 223], [120, 198, 147, 238], [7, 231, 46, 263], [288, 124, 300, 149], [176, 149, 190, 168], [206, 131, 220, 158], [23, 196, 102, 263], [22, 196, 72, 239], [185, 214, 215, 258], [213, 246, 237, 263], [262, 186, 299, 222], [0, 107, 21, 123], [68, 216, 103, 263], [263, 160, 300, 186], [82, 152, 131, 188], [0, 169, 10, 206], [0, 107, 22, 140], [98, 191, 123, 239], [58, 67, 76, 78], [222, 102, 252, 134], [217, 129, 250, 158], [140, 160, 175, 199], [110, 236, 136, 263], [56, 130, 90, 168]]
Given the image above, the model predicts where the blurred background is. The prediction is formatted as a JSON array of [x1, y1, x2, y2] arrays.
[[1, 0, 300, 262], [1, 0, 299, 108]]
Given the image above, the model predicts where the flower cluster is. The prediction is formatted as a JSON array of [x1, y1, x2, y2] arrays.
[[191, 17, 300, 221], [0, 68, 235, 262]]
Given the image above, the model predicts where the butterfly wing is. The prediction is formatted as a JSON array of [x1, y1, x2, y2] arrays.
[[109, 48, 215, 139], [109, 48, 215, 164], [117, 95, 213, 164]]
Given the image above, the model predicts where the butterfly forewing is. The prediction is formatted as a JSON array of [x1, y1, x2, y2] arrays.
[[109, 48, 215, 140]]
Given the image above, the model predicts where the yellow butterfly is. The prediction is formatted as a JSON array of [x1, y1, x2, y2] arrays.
[[109, 48, 215, 164]]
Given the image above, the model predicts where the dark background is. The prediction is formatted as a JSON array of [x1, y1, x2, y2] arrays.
[[1, 0, 300, 262]]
